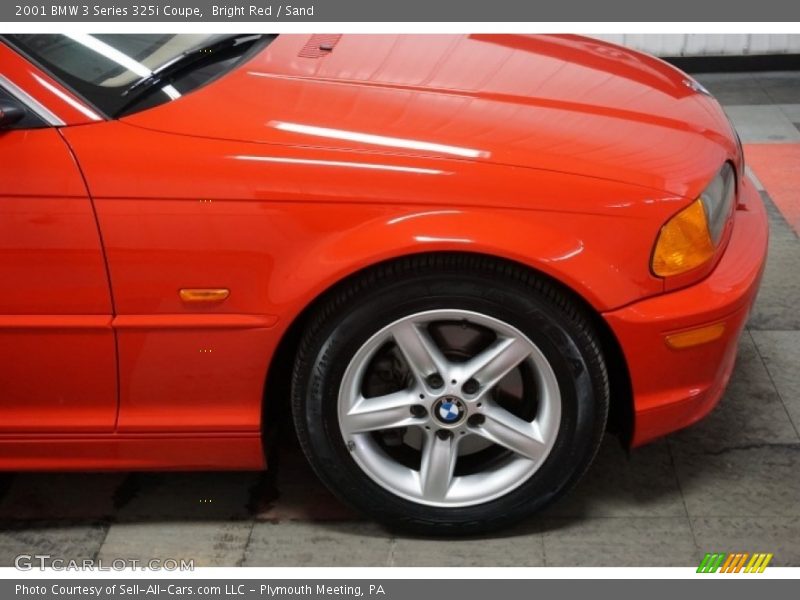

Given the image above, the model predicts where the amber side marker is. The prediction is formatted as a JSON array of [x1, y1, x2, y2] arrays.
[[665, 322, 726, 349], [179, 288, 230, 303]]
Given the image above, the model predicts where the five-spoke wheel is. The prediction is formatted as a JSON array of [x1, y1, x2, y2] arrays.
[[292, 255, 608, 534], [338, 310, 561, 506]]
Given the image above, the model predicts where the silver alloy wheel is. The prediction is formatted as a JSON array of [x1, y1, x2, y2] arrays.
[[338, 309, 562, 507]]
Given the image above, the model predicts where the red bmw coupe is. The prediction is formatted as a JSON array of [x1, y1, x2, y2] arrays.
[[0, 34, 767, 533]]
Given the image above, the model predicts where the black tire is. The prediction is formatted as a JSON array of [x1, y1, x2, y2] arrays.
[[291, 254, 609, 535]]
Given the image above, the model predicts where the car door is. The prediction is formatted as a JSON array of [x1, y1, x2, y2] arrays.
[[0, 82, 117, 432]]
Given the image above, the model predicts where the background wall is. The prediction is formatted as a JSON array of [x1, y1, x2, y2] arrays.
[[594, 34, 800, 57]]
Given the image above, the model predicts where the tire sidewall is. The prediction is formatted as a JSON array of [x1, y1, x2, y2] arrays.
[[296, 270, 603, 531]]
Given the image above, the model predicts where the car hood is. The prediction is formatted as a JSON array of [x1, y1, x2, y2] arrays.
[[123, 34, 738, 199]]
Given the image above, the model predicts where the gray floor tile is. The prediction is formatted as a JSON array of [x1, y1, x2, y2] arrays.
[[671, 444, 800, 519], [666, 333, 799, 452], [0, 521, 108, 567], [779, 103, 800, 122], [755, 72, 800, 80], [757, 74, 800, 105], [723, 105, 800, 142], [242, 521, 392, 566], [751, 330, 800, 435], [692, 517, 800, 567], [748, 194, 800, 331], [540, 517, 699, 566], [542, 439, 686, 518], [98, 521, 252, 567], [391, 531, 545, 566], [694, 73, 772, 105]]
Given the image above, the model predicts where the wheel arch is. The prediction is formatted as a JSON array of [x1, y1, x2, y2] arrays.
[[262, 250, 633, 452]]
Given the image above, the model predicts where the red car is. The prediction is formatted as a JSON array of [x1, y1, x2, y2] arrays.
[[0, 34, 768, 533]]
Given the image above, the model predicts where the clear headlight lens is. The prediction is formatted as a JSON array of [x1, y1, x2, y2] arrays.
[[700, 163, 736, 244], [652, 164, 736, 278]]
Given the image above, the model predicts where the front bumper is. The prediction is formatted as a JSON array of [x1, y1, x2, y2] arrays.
[[604, 175, 769, 447]]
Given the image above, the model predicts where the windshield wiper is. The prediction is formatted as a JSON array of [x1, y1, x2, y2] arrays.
[[115, 34, 267, 116]]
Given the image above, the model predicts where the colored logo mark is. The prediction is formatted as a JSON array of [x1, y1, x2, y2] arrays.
[[438, 402, 460, 422], [697, 552, 773, 573]]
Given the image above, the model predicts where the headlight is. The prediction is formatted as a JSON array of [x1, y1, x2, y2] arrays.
[[652, 163, 736, 278]]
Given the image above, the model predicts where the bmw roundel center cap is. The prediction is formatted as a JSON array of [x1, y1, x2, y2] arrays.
[[434, 396, 465, 425]]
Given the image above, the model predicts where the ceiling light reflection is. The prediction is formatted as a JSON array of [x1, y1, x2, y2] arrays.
[[547, 241, 584, 262], [271, 121, 488, 159], [414, 236, 472, 244], [387, 210, 462, 225], [231, 155, 446, 175], [31, 74, 102, 121]]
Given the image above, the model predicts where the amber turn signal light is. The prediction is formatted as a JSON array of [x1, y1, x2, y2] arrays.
[[652, 199, 716, 277], [179, 288, 230, 302], [665, 322, 726, 349]]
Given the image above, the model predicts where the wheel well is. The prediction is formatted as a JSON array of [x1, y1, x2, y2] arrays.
[[261, 251, 633, 451]]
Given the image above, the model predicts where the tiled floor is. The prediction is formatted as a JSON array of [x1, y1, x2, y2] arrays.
[[1, 71, 799, 568]]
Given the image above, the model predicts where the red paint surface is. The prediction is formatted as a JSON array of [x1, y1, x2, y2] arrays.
[[0, 127, 117, 433], [0, 34, 768, 469], [606, 177, 768, 446]]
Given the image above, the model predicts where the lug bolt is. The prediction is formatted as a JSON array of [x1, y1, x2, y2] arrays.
[[462, 378, 480, 395], [436, 429, 453, 440], [468, 414, 485, 427], [427, 373, 444, 389], [410, 405, 427, 418]]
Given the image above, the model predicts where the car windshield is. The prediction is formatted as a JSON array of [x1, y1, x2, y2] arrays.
[[2, 34, 275, 118]]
